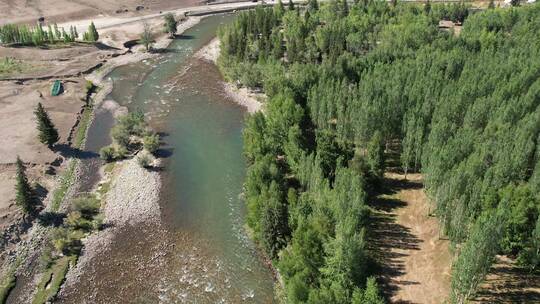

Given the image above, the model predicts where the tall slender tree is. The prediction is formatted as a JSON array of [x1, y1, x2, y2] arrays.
[[139, 22, 153, 52], [15, 156, 34, 215], [34, 102, 59, 147], [84, 21, 99, 42]]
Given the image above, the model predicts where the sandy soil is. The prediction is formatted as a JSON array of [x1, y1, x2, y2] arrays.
[[0, 79, 87, 228], [371, 172, 452, 304], [0, 44, 117, 79], [0, 0, 202, 25], [195, 37, 264, 113]]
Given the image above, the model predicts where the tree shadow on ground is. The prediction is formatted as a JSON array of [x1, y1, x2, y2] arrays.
[[155, 148, 173, 159], [94, 42, 121, 51], [34, 183, 49, 202], [53, 144, 99, 159], [368, 175, 423, 302], [37, 211, 66, 227], [173, 34, 195, 40], [472, 256, 540, 303]]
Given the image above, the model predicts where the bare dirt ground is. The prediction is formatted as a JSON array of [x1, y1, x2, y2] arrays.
[[0, 43, 118, 79], [0, 79, 87, 228], [370, 172, 452, 304], [0, 0, 202, 25], [472, 255, 540, 303]]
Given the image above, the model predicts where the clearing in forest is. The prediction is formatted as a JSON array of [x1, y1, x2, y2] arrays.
[[370, 172, 452, 304]]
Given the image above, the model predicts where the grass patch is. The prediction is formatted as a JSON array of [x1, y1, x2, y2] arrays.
[[0, 271, 16, 304], [50, 160, 77, 211], [50, 87, 95, 211], [0, 57, 28, 76], [97, 179, 112, 198], [32, 255, 75, 304], [74, 105, 93, 149], [104, 162, 115, 174]]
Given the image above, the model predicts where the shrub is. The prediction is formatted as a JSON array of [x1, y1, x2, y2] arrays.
[[111, 125, 130, 147], [143, 133, 160, 154], [114, 145, 128, 159], [99, 145, 115, 161], [51, 227, 83, 255], [65, 211, 92, 230], [111, 111, 147, 149], [72, 195, 100, 219], [163, 13, 177, 37], [137, 153, 152, 168]]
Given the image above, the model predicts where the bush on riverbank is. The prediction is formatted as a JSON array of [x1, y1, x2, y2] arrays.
[[100, 111, 160, 162]]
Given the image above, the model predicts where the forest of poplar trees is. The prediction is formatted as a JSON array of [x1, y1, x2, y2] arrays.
[[218, 1, 540, 303]]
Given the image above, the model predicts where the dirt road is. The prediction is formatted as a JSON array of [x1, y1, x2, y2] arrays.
[[57, 0, 280, 36], [371, 172, 452, 304]]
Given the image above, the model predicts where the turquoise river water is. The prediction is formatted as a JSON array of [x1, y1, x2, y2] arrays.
[[58, 14, 276, 303]]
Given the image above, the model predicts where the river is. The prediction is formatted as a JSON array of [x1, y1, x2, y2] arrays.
[[59, 14, 276, 303]]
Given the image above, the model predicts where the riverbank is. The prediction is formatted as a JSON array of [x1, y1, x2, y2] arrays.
[[195, 34, 286, 302], [0, 14, 204, 303], [60, 156, 162, 298], [54, 16, 207, 300], [195, 38, 264, 113]]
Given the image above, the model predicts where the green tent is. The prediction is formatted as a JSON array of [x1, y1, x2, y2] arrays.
[[51, 80, 62, 96]]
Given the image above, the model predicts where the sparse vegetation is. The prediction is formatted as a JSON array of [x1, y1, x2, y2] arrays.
[[0, 57, 27, 76], [0, 271, 16, 304], [50, 160, 77, 211], [32, 255, 75, 304]]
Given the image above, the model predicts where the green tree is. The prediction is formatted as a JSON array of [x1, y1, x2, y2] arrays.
[[352, 277, 385, 304], [139, 22, 153, 52], [163, 13, 177, 38], [84, 21, 99, 42], [307, 0, 318, 12], [366, 131, 385, 180], [451, 211, 504, 303], [424, 0, 432, 14], [274, 0, 285, 18], [15, 156, 35, 215], [519, 216, 540, 271], [34, 102, 59, 147], [260, 181, 289, 258]]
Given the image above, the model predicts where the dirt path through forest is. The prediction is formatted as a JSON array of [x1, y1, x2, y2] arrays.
[[370, 172, 452, 304]]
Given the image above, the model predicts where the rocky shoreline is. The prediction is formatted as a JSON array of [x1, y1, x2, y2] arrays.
[[0, 16, 204, 303], [56, 16, 205, 299], [60, 157, 162, 296], [195, 38, 265, 113]]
